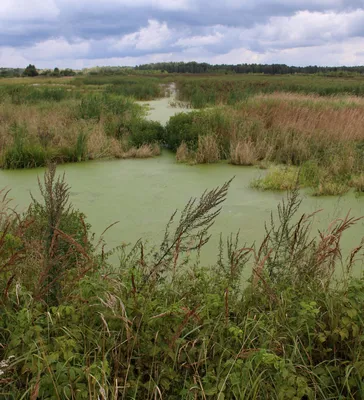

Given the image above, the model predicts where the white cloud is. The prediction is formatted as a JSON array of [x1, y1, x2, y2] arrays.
[[175, 32, 224, 48], [112, 20, 172, 51]]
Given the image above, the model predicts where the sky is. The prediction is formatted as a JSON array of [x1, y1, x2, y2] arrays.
[[1, 0, 364, 69]]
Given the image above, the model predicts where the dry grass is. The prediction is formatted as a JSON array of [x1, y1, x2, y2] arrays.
[[244, 95, 364, 142], [0, 101, 84, 150], [87, 125, 112, 159], [349, 174, 364, 192], [195, 135, 220, 163], [0, 96, 161, 165], [116, 143, 161, 159], [255, 92, 364, 107], [230, 140, 258, 165], [313, 181, 349, 196], [176, 142, 190, 162]]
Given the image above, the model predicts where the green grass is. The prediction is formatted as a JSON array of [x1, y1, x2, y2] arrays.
[[250, 166, 300, 191], [75, 75, 164, 100], [175, 74, 364, 107]]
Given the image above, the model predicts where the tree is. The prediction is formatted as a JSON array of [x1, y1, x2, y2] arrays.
[[52, 67, 60, 77], [23, 64, 38, 77]]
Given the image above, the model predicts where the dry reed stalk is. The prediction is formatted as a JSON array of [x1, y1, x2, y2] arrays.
[[87, 126, 110, 159], [230, 140, 258, 165], [349, 174, 364, 192], [256, 91, 364, 107], [176, 142, 190, 162], [248, 100, 364, 141], [116, 143, 161, 159], [195, 135, 220, 163], [109, 138, 124, 158]]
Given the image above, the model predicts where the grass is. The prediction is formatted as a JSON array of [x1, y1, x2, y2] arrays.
[[75, 75, 165, 100], [251, 166, 300, 191], [175, 74, 364, 108], [230, 140, 259, 166], [1, 169, 364, 398], [0, 82, 165, 168]]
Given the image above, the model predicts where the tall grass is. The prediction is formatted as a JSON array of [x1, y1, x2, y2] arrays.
[[166, 95, 364, 194], [76, 75, 164, 100], [1, 170, 364, 398], [175, 74, 364, 108], [0, 88, 163, 168]]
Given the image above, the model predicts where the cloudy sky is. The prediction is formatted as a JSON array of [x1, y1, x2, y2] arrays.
[[1, 0, 364, 69]]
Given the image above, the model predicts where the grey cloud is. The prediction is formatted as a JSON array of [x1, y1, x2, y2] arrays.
[[2, 0, 364, 46], [1, 0, 364, 67]]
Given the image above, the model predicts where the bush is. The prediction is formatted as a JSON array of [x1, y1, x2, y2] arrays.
[[127, 119, 165, 147], [165, 111, 205, 151]]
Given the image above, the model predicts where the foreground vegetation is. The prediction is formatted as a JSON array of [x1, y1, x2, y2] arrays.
[[1, 167, 364, 399]]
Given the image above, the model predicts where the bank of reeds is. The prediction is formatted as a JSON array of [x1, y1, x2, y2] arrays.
[[0, 89, 165, 168], [2, 169, 364, 398], [166, 94, 364, 195]]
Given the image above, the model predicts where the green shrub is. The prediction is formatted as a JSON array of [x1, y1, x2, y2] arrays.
[[127, 119, 165, 147], [165, 111, 206, 151]]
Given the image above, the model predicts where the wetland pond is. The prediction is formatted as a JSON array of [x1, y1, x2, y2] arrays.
[[1, 95, 364, 274]]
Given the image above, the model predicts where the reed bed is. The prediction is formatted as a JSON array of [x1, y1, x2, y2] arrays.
[[166, 93, 364, 194], [0, 87, 165, 168]]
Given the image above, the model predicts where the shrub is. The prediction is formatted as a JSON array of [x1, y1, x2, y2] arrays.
[[127, 119, 165, 147], [165, 111, 203, 151]]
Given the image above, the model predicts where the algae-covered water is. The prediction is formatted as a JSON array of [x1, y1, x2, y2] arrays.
[[1, 94, 363, 273]]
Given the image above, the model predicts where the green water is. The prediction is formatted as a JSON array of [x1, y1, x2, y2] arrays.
[[1, 152, 364, 273], [1, 93, 364, 273]]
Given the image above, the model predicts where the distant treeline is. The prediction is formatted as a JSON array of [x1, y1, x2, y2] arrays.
[[0, 68, 24, 78], [0, 66, 77, 78], [2, 62, 364, 78], [136, 62, 364, 75]]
